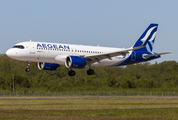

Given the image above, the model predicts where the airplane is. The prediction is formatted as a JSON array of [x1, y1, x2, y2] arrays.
[[6, 23, 170, 76]]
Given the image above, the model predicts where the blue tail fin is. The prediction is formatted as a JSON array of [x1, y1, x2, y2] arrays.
[[133, 23, 158, 52]]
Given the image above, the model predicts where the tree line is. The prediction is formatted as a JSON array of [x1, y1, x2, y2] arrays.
[[0, 54, 178, 92]]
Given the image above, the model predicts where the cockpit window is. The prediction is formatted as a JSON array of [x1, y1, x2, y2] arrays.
[[13, 45, 25, 49]]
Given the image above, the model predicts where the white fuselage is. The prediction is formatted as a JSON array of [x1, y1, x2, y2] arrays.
[[6, 41, 130, 67]]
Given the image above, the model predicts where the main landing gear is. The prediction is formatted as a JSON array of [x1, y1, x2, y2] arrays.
[[68, 63, 95, 76], [68, 69, 94, 76], [68, 70, 75, 76], [25, 61, 31, 72], [87, 63, 94, 75], [87, 69, 94, 75]]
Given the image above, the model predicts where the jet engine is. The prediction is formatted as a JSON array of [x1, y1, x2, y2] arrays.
[[65, 56, 86, 69], [38, 62, 59, 71]]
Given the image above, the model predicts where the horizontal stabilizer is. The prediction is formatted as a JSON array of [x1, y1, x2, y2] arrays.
[[143, 52, 171, 59]]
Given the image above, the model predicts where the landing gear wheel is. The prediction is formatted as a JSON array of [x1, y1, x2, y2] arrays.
[[25, 68, 30, 72], [68, 70, 75, 76], [25, 61, 31, 72], [87, 69, 94, 75]]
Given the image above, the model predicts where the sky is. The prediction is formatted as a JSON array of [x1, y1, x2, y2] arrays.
[[0, 0, 177, 64]]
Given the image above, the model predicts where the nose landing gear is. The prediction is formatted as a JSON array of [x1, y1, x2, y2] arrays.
[[25, 61, 31, 72]]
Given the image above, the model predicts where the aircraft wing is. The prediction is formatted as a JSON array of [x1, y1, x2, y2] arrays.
[[143, 52, 171, 59], [84, 45, 145, 64], [84, 35, 150, 64]]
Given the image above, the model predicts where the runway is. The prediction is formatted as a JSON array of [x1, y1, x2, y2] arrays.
[[0, 96, 178, 99]]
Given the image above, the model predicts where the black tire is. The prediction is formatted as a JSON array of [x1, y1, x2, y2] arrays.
[[71, 71, 75, 76], [87, 69, 94, 75], [25, 68, 30, 72], [68, 70, 75, 76], [90, 69, 94, 75], [87, 70, 90, 75]]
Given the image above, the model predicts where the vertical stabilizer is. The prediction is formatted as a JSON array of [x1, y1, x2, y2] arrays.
[[133, 23, 158, 52]]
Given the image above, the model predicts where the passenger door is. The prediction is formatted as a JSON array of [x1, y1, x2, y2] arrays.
[[30, 43, 35, 56]]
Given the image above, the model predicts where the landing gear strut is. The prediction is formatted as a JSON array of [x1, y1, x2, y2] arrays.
[[87, 63, 94, 75], [68, 70, 75, 76], [25, 61, 31, 72]]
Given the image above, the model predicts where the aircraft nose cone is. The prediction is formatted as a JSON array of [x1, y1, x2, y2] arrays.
[[6, 49, 11, 57], [6, 49, 22, 60], [6, 49, 15, 58]]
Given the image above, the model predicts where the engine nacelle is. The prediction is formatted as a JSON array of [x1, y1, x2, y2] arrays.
[[65, 56, 86, 69], [38, 62, 59, 71]]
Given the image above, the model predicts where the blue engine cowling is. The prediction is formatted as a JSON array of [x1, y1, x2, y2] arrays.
[[65, 56, 86, 69], [38, 62, 59, 71]]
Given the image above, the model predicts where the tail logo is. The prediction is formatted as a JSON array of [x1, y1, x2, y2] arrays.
[[141, 26, 157, 52]]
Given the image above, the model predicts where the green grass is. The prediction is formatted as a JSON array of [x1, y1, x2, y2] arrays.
[[0, 98, 178, 120]]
